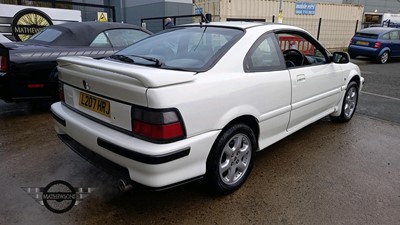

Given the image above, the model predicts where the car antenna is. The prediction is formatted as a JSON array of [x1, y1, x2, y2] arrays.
[[193, 1, 209, 27]]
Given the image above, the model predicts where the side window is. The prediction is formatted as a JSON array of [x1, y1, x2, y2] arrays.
[[105, 29, 150, 48], [389, 31, 399, 40], [244, 33, 285, 72], [90, 32, 112, 47], [382, 32, 390, 40], [277, 32, 327, 67]]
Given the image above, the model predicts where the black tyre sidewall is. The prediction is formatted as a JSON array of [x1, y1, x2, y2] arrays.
[[206, 123, 257, 194], [332, 81, 359, 122]]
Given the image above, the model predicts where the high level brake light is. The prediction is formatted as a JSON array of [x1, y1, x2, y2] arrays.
[[131, 107, 185, 142]]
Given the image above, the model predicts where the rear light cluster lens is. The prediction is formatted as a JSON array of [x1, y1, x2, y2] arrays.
[[374, 42, 382, 48], [349, 39, 354, 45], [131, 107, 185, 142], [27, 83, 44, 88], [0, 56, 7, 72], [58, 81, 65, 102]]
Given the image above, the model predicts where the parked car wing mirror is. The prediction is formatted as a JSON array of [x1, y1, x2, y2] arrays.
[[332, 52, 350, 64]]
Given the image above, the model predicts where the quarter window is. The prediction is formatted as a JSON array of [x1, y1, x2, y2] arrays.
[[389, 31, 399, 40], [244, 34, 284, 72], [382, 32, 390, 40], [90, 32, 111, 47]]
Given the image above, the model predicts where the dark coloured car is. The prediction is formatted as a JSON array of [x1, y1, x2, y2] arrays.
[[348, 27, 400, 64], [0, 21, 151, 102]]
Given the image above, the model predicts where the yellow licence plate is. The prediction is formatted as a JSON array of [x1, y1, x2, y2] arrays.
[[79, 92, 111, 117], [356, 41, 369, 46]]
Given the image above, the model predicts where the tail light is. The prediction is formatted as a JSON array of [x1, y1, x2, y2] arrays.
[[131, 107, 185, 142], [374, 42, 381, 48], [58, 81, 65, 102], [349, 39, 354, 45], [27, 83, 44, 88], [0, 56, 7, 72]]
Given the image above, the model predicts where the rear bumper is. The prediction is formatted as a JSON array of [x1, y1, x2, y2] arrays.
[[348, 45, 380, 58], [51, 102, 220, 188], [0, 72, 57, 102]]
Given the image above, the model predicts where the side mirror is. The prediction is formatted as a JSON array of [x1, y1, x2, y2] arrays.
[[332, 52, 350, 64]]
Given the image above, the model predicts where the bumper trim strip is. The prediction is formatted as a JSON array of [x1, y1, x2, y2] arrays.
[[97, 138, 190, 165], [50, 108, 66, 126]]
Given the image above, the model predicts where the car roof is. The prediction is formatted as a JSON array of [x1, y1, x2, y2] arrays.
[[179, 21, 306, 32], [358, 27, 399, 35], [25, 21, 151, 46]]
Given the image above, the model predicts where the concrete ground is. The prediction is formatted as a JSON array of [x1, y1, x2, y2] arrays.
[[0, 59, 399, 225]]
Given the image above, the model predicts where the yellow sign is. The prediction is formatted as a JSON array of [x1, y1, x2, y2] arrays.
[[277, 9, 283, 24], [97, 12, 108, 22]]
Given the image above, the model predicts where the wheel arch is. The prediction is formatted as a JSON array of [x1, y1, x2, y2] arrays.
[[331, 73, 362, 117], [378, 47, 391, 57], [219, 115, 260, 151], [348, 75, 361, 89]]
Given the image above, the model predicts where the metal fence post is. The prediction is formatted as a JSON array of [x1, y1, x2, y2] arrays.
[[355, 19, 359, 34], [317, 18, 322, 40], [272, 15, 275, 23]]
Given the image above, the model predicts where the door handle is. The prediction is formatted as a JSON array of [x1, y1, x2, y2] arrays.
[[297, 74, 306, 82]]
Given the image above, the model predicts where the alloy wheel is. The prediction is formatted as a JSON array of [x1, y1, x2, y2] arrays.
[[380, 52, 389, 64], [344, 86, 358, 118], [219, 133, 252, 185]]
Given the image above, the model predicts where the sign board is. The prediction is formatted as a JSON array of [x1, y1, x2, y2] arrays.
[[0, 3, 81, 41], [195, 7, 203, 15], [97, 12, 108, 22], [295, 2, 316, 15]]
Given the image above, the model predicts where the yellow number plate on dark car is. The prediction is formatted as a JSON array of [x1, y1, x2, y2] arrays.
[[79, 92, 111, 117], [356, 41, 369, 46]]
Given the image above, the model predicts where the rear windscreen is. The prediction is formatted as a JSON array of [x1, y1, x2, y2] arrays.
[[354, 33, 378, 39]]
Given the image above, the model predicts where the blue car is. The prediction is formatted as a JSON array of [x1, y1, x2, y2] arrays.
[[348, 27, 400, 64]]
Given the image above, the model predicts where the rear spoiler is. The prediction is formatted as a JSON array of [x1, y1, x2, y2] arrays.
[[57, 56, 197, 88]]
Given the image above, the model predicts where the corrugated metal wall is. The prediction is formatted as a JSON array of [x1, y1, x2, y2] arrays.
[[195, 0, 364, 49]]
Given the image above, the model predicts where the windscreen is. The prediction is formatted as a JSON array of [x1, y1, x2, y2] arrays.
[[115, 26, 244, 71]]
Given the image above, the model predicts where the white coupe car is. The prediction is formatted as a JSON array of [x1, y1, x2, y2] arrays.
[[51, 22, 364, 194]]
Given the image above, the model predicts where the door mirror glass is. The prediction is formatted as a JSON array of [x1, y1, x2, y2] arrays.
[[332, 52, 350, 64]]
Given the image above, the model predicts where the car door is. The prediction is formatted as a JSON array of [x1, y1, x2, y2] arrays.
[[389, 30, 400, 56], [243, 33, 292, 148], [275, 31, 344, 131]]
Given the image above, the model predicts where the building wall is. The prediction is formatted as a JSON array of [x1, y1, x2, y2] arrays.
[[342, 0, 400, 14], [123, 0, 192, 32], [72, 0, 105, 21], [195, 0, 364, 49]]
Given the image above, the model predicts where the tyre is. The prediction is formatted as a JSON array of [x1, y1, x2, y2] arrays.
[[330, 81, 359, 123], [205, 123, 256, 194], [378, 51, 389, 64]]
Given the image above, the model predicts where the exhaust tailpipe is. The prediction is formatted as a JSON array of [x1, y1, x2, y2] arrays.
[[118, 179, 133, 192]]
